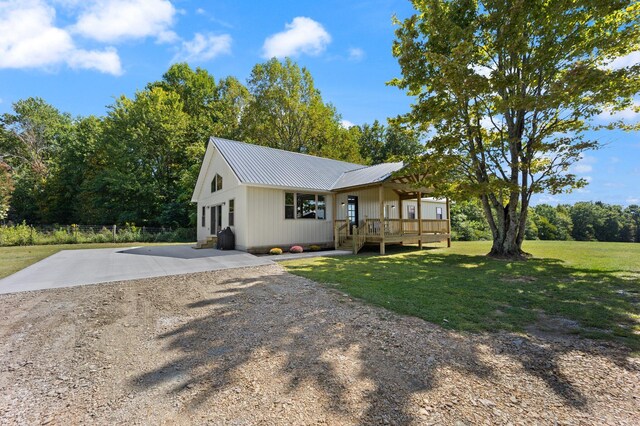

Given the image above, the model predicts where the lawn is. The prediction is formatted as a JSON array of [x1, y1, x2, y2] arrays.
[[0, 242, 189, 280], [282, 240, 640, 352]]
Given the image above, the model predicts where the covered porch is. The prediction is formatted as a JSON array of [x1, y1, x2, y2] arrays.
[[332, 173, 451, 254]]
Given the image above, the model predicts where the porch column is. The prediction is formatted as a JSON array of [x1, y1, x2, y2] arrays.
[[417, 191, 423, 249], [379, 185, 385, 255], [398, 194, 403, 241], [332, 194, 338, 249], [446, 197, 451, 248]]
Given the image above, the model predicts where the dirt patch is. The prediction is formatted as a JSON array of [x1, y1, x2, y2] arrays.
[[1, 264, 638, 425], [501, 275, 537, 283]]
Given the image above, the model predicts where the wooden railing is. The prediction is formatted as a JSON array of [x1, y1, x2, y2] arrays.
[[334, 219, 349, 248], [352, 225, 367, 254], [352, 219, 449, 237]]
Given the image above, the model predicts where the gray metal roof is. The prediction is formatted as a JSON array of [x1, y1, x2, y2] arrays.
[[213, 137, 363, 191], [330, 162, 404, 190], [212, 137, 407, 191]]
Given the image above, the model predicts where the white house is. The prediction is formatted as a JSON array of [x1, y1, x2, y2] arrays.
[[192, 137, 451, 254]]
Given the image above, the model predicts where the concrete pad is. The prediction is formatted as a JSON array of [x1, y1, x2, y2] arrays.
[[271, 250, 353, 261], [0, 245, 273, 295]]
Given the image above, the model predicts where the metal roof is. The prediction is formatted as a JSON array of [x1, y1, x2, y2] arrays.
[[330, 162, 404, 190], [213, 137, 363, 191], [211, 137, 408, 191]]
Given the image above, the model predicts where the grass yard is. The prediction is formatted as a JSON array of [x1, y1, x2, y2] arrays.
[[283, 240, 640, 352], [0, 242, 190, 280]]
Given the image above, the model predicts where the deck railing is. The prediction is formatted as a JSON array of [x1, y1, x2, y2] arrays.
[[334, 219, 349, 248], [355, 218, 449, 237]]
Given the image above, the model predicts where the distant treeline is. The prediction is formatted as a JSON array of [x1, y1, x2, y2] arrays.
[[0, 59, 422, 227], [452, 201, 640, 243]]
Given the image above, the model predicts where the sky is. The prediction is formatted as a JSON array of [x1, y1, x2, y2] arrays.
[[0, 0, 639, 206]]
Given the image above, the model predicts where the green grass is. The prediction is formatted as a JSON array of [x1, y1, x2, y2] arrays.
[[0, 242, 190, 280], [282, 241, 640, 352]]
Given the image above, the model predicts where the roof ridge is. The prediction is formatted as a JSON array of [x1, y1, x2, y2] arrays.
[[210, 136, 364, 168]]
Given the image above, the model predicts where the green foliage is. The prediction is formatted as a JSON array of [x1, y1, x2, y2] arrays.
[[356, 120, 424, 165], [390, 0, 640, 257], [450, 200, 491, 240], [0, 162, 13, 220], [240, 58, 363, 163], [0, 223, 195, 247]]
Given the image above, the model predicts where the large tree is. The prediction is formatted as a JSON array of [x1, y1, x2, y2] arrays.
[[240, 58, 362, 163], [390, 0, 640, 257]]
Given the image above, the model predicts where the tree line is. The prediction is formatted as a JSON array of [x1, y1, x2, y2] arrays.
[[452, 201, 640, 243], [0, 59, 422, 227]]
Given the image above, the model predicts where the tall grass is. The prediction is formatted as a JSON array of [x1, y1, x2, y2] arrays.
[[0, 223, 195, 247]]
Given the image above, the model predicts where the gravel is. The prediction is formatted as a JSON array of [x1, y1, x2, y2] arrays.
[[0, 264, 638, 425]]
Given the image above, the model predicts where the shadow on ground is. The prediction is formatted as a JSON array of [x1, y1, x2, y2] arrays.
[[117, 246, 239, 259], [129, 264, 638, 423]]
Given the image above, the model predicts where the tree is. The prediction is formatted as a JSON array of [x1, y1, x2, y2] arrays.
[[0, 162, 13, 221], [390, 0, 640, 258], [0, 97, 73, 222], [240, 58, 362, 163], [357, 121, 424, 165]]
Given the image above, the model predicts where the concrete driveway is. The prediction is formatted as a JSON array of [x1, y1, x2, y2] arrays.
[[0, 245, 273, 294]]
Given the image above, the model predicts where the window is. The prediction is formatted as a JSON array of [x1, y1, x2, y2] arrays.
[[228, 199, 235, 226], [407, 205, 416, 219], [285, 192, 325, 220], [210, 174, 223, 193], [436, 207, 443, 220], [285, 192, 295, 219], [297, 193, 316, 218], [201, 206, 206, 227]]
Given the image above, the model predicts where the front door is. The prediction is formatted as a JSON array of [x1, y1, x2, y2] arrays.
[[210, 205, 222, 235], [347, 195, 358, 233]]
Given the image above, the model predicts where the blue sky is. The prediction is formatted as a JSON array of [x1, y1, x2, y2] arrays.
[[1, 0, 639, 206]]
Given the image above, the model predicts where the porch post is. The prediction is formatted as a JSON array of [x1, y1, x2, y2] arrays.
[[398, 194, 403, 240], [446, 197, 451, 248], [379, 184, 385, 255], [333, 193, 338, 249], [417, 191, 423, 249]]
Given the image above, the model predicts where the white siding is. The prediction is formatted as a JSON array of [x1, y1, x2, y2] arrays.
[[404, 198, 448, 220], [195, 147, 249, 250], [245, 187, 334, 250]]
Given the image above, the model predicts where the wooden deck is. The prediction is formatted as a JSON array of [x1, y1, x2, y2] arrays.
[[334, 219, 451, 254]]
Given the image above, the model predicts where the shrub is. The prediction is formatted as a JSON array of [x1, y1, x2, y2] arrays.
[[269, 247, 283, 255], [289, 245, 303, 253], [309, 245, 321, 251]]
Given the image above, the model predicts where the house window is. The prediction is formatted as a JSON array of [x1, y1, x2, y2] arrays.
[[407, 205, 416, 219], [436, 207, 443, 220], [285, 193, 295, 219], [228, 199, 234, 226], [210, 174, 223, 193], [285, 192, 325, 220], [201, 206, 205, 227]]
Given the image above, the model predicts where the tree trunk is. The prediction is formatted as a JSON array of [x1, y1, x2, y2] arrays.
[[482, 199, 529, 259]]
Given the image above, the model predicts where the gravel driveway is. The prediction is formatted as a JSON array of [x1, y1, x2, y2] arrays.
[[0, 264, 638, 425]]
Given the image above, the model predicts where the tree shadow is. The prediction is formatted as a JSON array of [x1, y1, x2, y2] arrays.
[[129, 260, 638, 422]]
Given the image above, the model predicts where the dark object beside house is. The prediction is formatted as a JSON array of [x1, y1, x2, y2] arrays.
[[216, 227, 235, 250]]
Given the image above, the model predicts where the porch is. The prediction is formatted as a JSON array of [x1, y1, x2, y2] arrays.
[[332, 174, 451, 254]]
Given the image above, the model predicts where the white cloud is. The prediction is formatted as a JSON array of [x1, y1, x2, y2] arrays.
[[348, 47, 364, 62], [604, 51, 640, 70], [627, 197, 640, 205], [570, 154, 596, 175], [67, 47, 122, 75], [196, 8, 205, 15], [340, 119, 355, 129], [0, 0, 122, 75], [262, 17, 331, 58], [597, 100, 640, 122], [73, 0, 176, 43], [471, 64, 492, 77], [172, 33, 231, 63]]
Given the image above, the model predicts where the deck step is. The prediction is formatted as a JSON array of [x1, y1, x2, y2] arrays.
[[194, 236, 218, 249]]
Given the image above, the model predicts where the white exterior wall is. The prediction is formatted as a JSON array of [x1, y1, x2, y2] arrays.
[[245, 186, 334, 250], [404, 198, 448, 220], [195, 147, 249, 250]]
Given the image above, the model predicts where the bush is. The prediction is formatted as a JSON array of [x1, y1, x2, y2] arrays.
[[309, 245, 321, 251], [269, 247, 283, 255], [289, 245, 303, 253]]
